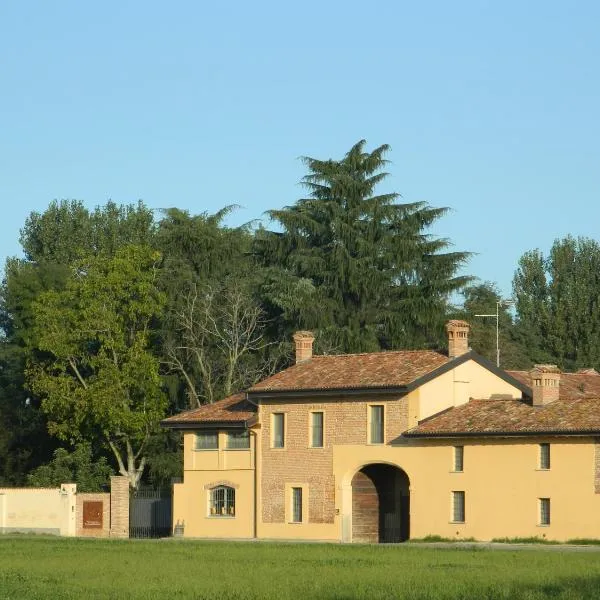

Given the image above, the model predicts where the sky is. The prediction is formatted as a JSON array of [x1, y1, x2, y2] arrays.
[[2, 1, 600, 299]]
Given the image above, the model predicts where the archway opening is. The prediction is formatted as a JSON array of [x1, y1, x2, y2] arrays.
[[351, 464, 410, 543]]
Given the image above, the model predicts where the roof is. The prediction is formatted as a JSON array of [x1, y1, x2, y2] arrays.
[[248, 350, 450, 394], [405, 396, 600, 437], [161, 393, 256, 429], [508, 370, 600, 400]]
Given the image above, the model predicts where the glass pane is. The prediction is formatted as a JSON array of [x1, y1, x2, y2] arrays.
[[370, 406, 384, 444], [195, 431, 218, 450], [453, 491, 465, 522], [311, 412, 323, 447], [454, 446, 464, 472], [210, 486, 235, 517], [540, 444, 550, 469], [227, 430, 250, 449], [292, 487, 302, 523], [540, 498, 550, 525], [273, 413, 285, 448]]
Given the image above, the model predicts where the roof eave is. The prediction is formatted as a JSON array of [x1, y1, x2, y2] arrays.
[[160, 418, 254, 430], [248, 386, 408, 400], [403, 429, 600, 439]]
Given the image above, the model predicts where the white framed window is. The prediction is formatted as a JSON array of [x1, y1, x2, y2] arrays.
[[310, 412, 324, 448], [453, 446, 464, 472], [369, 405, 384, 444], [209, 486, 235, 517], [539, 498, 550, 525], [195, 431, 218, 450], [539, 443, 550, 470], [226, 430, 250, 449], [291, 487, 303, 523], [272, 413, 285, 448], [452, 491, 465, 523]]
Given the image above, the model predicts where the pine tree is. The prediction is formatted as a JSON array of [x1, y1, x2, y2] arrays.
[[255, 140, 472, 352]]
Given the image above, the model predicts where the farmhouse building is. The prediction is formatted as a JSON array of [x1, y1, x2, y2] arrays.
[[162, 321, 600, 542]]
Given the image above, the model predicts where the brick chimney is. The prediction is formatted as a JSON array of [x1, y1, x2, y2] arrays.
[[445, 320, 470, 359], [530, 364, 561, 406], [293, 331, 315, 363]]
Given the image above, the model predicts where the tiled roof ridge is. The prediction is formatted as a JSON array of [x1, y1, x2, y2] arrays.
[[306, 349, 446, 359]]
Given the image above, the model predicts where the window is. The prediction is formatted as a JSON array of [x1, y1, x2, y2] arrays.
[[291, 487, 303, 523], [195, 431, 218, 450], [226, 430, 250, 449], [539, 443, 550, 470], [310, 412, 324, 448], [272, 413, 285, 448], [453, 446, 464, 472], [369, 405, 384, 444], [539, 498, 551, 525], [452, 491, 465, 523], [209, 486, 235, 517]]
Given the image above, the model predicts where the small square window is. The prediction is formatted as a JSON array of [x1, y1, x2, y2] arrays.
[[226, 430, 250, 449], [452, 491, 465, 523], [310, 412, 324, 448], [539, 443, 550, 470], [453, 446, 464, 472], [195, 431, 218, 450], [272, 413, 285, 448], [539, 498, 550, 525], [369, 405, 384, 444]]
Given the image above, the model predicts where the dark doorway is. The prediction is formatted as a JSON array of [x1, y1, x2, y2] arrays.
[[351, 464, 410, 543]]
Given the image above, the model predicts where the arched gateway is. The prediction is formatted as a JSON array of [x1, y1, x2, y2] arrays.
[[351, 464, 410, 543]]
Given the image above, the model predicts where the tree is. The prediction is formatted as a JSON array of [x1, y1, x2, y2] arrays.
[[27, 443, 113, 492], [27, 245, 167, 489], [164, 280, 275, 406], [513, 236, 600, 369], [254, 140, 472, 352]]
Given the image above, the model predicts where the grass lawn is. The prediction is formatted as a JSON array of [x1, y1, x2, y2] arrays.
[[1, 538, 600, 599]]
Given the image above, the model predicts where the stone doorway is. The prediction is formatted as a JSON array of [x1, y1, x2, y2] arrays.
[[351, 464, 410, 543]]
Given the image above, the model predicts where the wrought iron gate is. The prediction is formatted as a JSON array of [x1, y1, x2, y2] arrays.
[[129, 488, 172, 538]]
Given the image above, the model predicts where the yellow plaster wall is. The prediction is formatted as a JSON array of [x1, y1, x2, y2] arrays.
[[333, 437, 600, 542], [417, 361, 522, 421]]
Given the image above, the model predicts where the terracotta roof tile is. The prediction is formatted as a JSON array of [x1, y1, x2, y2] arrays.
[[161, 393, 255, 427], [249, 351, 450, 393], [508, 370, 600, 400], [406, 395, 600, 437]]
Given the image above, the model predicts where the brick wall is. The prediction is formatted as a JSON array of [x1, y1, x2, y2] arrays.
[[109, 476, 130, 538], [76, 493, 110, 537], [260, 394, 408, 524]]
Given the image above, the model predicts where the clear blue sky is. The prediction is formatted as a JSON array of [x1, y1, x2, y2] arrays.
[[2, 1, 599, 299]]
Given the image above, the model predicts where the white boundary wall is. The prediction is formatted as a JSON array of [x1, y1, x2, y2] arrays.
[[0, 484, 77, 536]]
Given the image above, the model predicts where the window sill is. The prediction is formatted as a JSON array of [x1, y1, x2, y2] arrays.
[[535, 468, 550, 472], [450, 470, 464, 474], [537, 524, 551, 527], [449, 521, 465, 524], [193, 448, 218, 452], [270, 447, 286, 450], [307, 446, 324, 449], [288, 521, 304, 525], [207, 515, 236, 519], [224, 448, 250, 452]]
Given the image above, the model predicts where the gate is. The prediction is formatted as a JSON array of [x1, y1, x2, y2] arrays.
[[129, 488, 172, 538]]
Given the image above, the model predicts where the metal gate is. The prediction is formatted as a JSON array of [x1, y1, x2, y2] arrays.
[[129, 488, 172, 538]]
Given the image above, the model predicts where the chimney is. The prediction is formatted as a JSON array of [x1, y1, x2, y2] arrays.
[[293, 331, 315, 364], [445, 320, 470, 359], [530, 364, 561, 406]]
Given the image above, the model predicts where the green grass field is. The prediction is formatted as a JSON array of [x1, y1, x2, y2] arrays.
[[1, 537, 600, 599]]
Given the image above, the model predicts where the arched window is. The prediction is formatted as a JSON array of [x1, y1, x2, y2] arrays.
[[209, 486, 235, 517]]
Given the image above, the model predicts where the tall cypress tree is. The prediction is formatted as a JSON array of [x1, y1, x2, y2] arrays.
[[255, 140, 472, 353]]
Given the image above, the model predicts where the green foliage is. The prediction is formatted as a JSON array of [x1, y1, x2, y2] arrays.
[[27, 245, 167, 487], [255, 140, 472, 353], [27, 443, 113, 492], [2, 538, 600, 599], [513, 236, 600, 369]]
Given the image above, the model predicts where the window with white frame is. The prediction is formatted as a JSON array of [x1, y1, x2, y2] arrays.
[[453, 446, 464, 472], [539, 498, 550, 525], [195, 431, 218, 450], [226, 430, 250, 449], [539, 443, 550, 470], [209, 486, 235, 517], [310, 412, 324, 448], [291, 487, 303, 523], [452, 491, 465, 523], [272, 413, 285, 448], [369, 405, 384, 444]]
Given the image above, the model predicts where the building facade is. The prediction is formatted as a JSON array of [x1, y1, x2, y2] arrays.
[[163, 321, 600, 542]]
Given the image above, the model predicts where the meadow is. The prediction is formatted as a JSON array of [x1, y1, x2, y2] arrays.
[[0, 537, 599, 599]]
